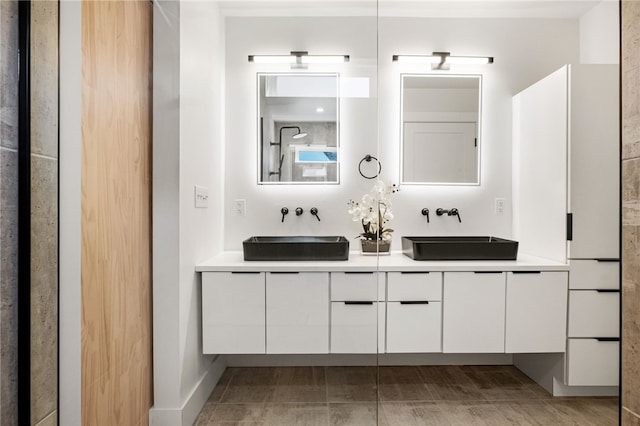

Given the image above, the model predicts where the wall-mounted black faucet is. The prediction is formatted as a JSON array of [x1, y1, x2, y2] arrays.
[[421, 208, 430, 223], [295, 207, 304, 216], [311, 207, 321, 221], [281, 207, 289, 222], [436, 208, 462, 223]]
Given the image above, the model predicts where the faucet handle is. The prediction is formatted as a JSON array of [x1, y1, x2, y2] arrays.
[[310, 207, 321, 222], [421, 208, 430, 223], [281, 207, 289, 222], [449, 208, 462, 223]]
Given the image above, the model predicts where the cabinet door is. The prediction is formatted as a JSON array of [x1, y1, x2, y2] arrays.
[[202, 272, 265, 354], [331, 302, 378, 353], [266, 272, 329, 354], [443, 272, 506, 353], [505, 272, 568, 353], [568, 65, 619, 259], [387, 301, 441, 353]]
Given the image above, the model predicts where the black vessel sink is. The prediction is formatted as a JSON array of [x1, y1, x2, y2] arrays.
[[402, 236, 518, 261], [243, 236, 349, 261]]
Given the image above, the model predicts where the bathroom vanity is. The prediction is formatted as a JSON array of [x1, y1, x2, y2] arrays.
[[196, 253, 572, 363]]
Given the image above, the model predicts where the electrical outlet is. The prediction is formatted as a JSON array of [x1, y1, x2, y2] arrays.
[[235, 199, 246, 216], [195, 185, 208, 208], [495, 198, 506, 215]]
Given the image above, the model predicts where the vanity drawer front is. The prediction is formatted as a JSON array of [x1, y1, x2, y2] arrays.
[[566, 338, 619, 386], [568, 290, 619, 338], [331, 272, 383, 301], [386, 301, 441, 353], [569, 259, 619, 290], [331, 301, 379, 353], [387, 272, 442, 301]]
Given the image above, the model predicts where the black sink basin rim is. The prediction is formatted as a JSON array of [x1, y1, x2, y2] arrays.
[[243, 236, 349, 261], [402, 236, 518, 260]]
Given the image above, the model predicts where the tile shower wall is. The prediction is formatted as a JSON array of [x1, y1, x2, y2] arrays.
[[623, 1, 640, 424], [30, 1, 59, 425], [0, 0, 19, 424]]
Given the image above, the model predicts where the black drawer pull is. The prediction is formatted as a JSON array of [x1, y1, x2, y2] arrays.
[[474, 271, 503, 274], [595, 337, 620, 342], [512, 271, 541, 274], [596, 289, 620, 293], [270, 272, 300, 274], [344, 301, 374, 305], [595, 258, 619, 262], [344, 272, 374, 274], [400, 301, 429, 305], [401, 271, 430, 274], [231, 271, 261, 274]]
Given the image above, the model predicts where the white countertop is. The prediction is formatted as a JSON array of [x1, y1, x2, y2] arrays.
[[195, 251, 569, 272]]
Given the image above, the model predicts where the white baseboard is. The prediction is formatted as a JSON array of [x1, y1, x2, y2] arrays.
[[226, 353, 513, 367], [149, 355, 227, 426]]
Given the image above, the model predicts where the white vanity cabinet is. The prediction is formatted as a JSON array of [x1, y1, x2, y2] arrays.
[[505, 271, 568, 353], [202, 272, 265, 354], [386, 272, 442, 353], [330, 272, 382, 354], [442, 272, 506, 353], [266, 272, 329, 354]]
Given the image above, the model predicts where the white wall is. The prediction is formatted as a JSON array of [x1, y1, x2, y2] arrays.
[[580, 0, 619, 64], [151, 1, 226, 425], [224, 16, 580, 250]]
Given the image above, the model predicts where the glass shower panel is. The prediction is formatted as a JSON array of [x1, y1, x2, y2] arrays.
[[219, 1, 382, 424]]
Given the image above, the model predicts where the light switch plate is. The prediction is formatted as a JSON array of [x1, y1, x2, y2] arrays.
[[195, 185, 209, 208], [235, 199, 246, 216]]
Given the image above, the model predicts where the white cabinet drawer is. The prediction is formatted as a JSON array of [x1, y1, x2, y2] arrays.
[[387, 272, 442, 301], [331, 272, 383, 301], [566, 338, 619, 386], [387, 301, 441, 353], [331, 301, 378, 353], [568, 290, 619, 338], [202, 272, 265, 354], [569, 259, 619, 290], [266, 272, 329, 354]]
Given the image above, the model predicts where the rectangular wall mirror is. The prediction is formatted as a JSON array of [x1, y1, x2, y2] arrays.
[[400, 74, 482, 185], [258, 73, 340, 184]]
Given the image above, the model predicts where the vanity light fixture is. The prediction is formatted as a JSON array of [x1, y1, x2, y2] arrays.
[[392, 52, 493, 70], [249, 51, 349, 69]]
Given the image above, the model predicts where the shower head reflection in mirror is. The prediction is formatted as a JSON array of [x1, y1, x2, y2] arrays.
[[257, 73, 340, 184]]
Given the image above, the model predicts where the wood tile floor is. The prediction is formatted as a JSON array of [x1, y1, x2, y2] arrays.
[[195, 365, 618, 425]]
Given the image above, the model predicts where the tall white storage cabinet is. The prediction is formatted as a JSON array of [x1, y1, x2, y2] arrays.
[[513, 64, 620, 389]]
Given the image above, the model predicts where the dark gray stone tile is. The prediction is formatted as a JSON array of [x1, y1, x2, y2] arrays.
[[0, 148, 18, 426], [0, 0, 18, 150], [30, 155, 58, 424], [29, 0, 59, 159]]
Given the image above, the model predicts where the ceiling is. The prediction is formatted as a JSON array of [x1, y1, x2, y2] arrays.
[[217, 0, 610, 18]]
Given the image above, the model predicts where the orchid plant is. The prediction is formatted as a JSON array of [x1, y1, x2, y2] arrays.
[[347, 181, 399, 241]]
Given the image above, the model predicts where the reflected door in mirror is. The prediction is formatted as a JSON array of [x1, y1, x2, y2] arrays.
[[400, 74, 481, 185]]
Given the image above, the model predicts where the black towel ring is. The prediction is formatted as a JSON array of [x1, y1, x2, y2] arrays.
[[358, 154, 381, 179]]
